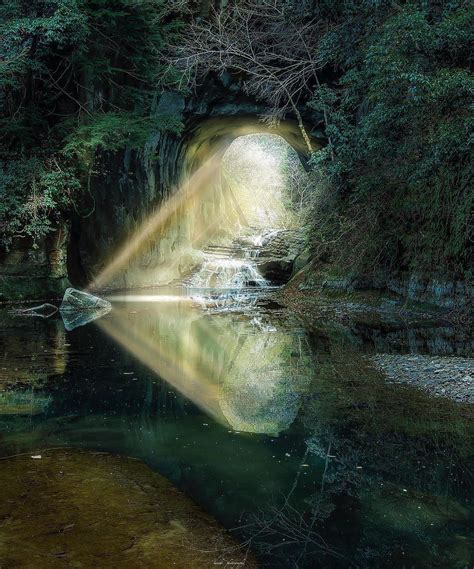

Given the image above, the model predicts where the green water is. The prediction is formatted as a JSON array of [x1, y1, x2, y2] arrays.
[[0, 290, 472, 568]]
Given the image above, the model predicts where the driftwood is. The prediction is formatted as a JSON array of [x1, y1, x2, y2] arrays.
[[10, 303, 58, 319]]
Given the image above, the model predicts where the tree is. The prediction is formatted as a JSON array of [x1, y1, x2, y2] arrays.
[[0, 0, 185, 249], [169, 0, 333, 152], [308, 2, 473, 275]]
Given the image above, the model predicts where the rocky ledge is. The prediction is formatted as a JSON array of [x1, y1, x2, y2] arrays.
[[255, 229, 307, 284], [371, 354, 473, 404]]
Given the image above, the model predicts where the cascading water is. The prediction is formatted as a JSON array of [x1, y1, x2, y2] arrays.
[[187, 257, 267, 289], [184, 231, 277, 312]]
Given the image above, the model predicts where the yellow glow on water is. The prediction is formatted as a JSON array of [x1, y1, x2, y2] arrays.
[[99, 309, 221, 420], [97, 301, 309, 436], [106, 294, 189, 303], [97, 295, 239, 428]]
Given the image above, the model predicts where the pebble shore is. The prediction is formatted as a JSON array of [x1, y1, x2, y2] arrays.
[[371, 354, 473, 404]]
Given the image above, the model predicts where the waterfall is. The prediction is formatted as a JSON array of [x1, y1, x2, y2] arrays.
[[184, 234, 271, 312], [187, 257, 267, 289]]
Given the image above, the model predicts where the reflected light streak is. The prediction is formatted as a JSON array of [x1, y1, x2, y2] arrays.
[[106, 294, 191, 303], [97, 305, 231, 427]]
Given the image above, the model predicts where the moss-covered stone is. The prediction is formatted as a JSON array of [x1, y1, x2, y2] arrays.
[[0, 225, 70, 302], [0, 449, 257, 568]]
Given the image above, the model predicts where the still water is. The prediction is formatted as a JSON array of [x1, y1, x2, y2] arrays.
[[0, 289, 472, 568]]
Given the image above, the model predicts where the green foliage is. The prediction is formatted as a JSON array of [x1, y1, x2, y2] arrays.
[[0, 0, 184, 248], [0, 157, 81, 248], [63, 111, 183, 164], [307, 1, 473, 275], [1, 0, 471, 279]]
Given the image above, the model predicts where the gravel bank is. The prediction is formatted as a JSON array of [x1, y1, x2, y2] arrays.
[[371, 354, 473, 403]]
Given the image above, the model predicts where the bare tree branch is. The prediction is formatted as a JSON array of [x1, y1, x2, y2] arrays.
[[167, 1, 333, 153]]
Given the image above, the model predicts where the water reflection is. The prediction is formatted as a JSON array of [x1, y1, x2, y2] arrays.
[[0, 293, 472, 568], [0, 312, 68, 389], [219, 319, 311, 435], [61, 304, 112, 331], [99, 293, 312, 435]]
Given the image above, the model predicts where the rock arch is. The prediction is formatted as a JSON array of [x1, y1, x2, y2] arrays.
[[72, 105, 324, 290]]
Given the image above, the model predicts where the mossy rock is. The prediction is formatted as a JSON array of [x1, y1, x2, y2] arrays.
[[0, 449, 257, 568]]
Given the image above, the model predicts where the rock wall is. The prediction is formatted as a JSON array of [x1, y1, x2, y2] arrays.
[[75, 134, 239, 290], [0, 225, 70, 302], [296, 265, 473, 311], [386, 274, 473, 310], [256, 229, 307, 284]]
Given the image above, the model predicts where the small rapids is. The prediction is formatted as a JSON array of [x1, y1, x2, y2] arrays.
[[184, 232, 276, 312], [187, 257, 268, 290]]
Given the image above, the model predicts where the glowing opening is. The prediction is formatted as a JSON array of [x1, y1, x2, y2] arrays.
[[220, 133, 309, 231], [89, 131, 312, 292]]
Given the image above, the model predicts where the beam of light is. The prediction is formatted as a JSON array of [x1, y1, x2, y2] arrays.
[[105, 294, 191, 303], [97, 301, 310, 436], [97, 303, 232, 427], [88, 149, 226, 291]]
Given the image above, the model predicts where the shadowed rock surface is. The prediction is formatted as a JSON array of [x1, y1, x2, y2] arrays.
[[0, 449, 257, 569], [256, 229, 306, 284]]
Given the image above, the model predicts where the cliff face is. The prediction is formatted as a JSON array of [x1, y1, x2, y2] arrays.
[[0, 225, 70, 302], [69, 83, 322, 293], [295, 265, 473, 311], [0, 76, 322, 300]]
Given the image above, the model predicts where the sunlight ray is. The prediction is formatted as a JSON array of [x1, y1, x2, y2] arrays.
[[88, 150, 226, 291], [97, 304, 231, 427]]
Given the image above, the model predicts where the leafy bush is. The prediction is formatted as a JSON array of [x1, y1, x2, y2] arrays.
[[0, 0, 184, 248], [307, 1, 473, 276], [0, 157, 81, 249]]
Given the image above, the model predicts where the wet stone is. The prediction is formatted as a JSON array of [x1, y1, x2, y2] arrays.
[[60, 288, 111, 312], [60, 305, 111, 331], [59, 288, 112, 330], [0, 449, 257, 569]]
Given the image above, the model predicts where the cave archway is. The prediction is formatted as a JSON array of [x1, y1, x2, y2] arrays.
[[181, 115, 319, 178], [76, 114, 323, 291]]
